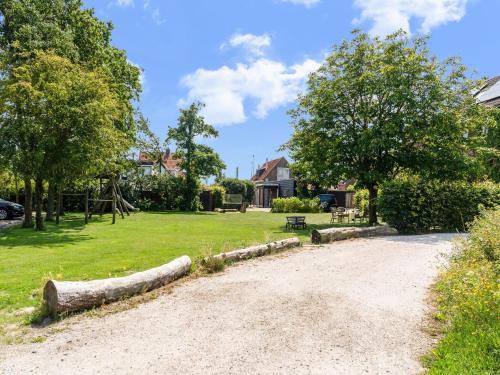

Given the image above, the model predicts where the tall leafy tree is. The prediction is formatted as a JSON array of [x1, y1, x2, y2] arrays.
[[167, 103, 226, 211], [0, 0, 142, 228], [284, 30, 496, 224], [0, 51, 124, 229]]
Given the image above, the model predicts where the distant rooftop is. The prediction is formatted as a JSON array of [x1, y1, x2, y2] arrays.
[[474, 76, 500, 107]]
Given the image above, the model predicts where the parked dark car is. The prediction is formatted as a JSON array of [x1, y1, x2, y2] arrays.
[[0, 199, 24, 220], [318, 194, 337, 212]]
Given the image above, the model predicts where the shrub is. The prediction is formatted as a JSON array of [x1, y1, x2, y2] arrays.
[[242, 180, 256, 203], [120, 171, 187, 211], [202, 185, 225, 209], [425, 209, 500, 374], [271, 197, 321, 213], [200, 256, 225, 273], [353, 189, 369, 215], [218, 178, 255, 203], [378, 176, 499, 233]]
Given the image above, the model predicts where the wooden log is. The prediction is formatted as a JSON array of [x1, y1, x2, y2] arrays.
[[205, 237, 300, 264], [311, 225, 398, 244], [43, 255, 192, 314]]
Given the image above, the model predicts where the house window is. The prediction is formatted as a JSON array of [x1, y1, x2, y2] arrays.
[[143, 166, 152, 176], [277, 167, 290, 181]]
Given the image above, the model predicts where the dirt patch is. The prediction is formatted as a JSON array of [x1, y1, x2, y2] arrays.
[[0, 234, 457, 374]]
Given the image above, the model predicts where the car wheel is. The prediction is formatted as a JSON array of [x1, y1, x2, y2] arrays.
[[0, 209, 8, 220]]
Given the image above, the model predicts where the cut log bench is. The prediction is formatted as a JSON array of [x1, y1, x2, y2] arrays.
[[43, 255, 192, 315], [311, 225, 398, 244]]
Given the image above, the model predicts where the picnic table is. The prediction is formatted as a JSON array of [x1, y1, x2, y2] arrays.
[[286, 216, 307, 229]]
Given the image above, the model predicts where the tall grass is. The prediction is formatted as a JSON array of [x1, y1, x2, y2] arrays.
[[425, 208, 499, 374]]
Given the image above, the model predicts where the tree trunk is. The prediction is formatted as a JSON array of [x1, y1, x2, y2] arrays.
[[46, 182, 55, 221], [14, 175, 19, 204], [22, 179, 33, 228], [34, 177, 45, 231], [312, 226, 397, 244], [57, 186, 65, 216], [205, 237, 300, 264], [43, 255, 192, 315], [368, 185, 378, 225]]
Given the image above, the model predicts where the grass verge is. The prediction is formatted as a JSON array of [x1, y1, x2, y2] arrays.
[[423, 208, 499, 374]]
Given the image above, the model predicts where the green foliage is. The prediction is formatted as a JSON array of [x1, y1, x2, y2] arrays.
[[120, 170, 188, 211], [426, 209, 500, 374], [202, 185, 225, 208], [218, 178, 255, 203], [200, 256, 225, 274], [0, 0, 142, 229], [284, 29, 498, 224], [243, 180, 256, 203], [353, 189, 369, 215], [218, 178, 246, 195], [378, 176, 500, 233], [167, 103, 226, 211], [271, 197, 321, 213]]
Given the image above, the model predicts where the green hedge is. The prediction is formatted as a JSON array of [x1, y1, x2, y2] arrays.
[[218, 178, 255, 203], [378, 177, 499, 233], [271, 197, 321, 213]]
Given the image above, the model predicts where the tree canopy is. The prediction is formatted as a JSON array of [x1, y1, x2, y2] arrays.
[[167, 103, 226, 211], [0, 0, 143, 229], [284, 30, 498, 224]]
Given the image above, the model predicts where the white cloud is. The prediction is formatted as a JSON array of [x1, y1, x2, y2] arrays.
[[143, 0, 165, 25], [353, 0, 469, 36], [222, 33, 272, 57], [116, 0, 134, 6], [179, 58, 320, 126], [281, 0, 321, 8]]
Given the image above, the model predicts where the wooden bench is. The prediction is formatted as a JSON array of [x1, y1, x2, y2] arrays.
[[286, 216, 307, 229]]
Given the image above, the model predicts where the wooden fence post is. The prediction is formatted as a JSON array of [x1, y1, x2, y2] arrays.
[[112, 195, 116, 224]]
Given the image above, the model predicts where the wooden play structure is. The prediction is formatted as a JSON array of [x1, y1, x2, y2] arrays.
[[57, 174, 138, 225]]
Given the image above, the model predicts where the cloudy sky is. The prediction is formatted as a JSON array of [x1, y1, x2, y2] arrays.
[[86, 0, 497, 179]]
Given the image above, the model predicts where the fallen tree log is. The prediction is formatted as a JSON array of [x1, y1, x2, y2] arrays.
[[205, 237, 300, 264], [311, 226, 398, 244], [43, 255, 192, 314]]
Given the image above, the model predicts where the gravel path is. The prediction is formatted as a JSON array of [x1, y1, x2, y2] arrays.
[[0, 234, 456, 375], [0, 218, 23, 231]]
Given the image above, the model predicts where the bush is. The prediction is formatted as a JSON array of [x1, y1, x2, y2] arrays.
[[353, 189, 369, 215], [218, 178, 255, 203], [378, 176, 499, 233], [242, 180, 256, 204], [202, 185, 225, 209], [120, 171, 187, 211], [425, 209, 500, 374], [271, 197, 321, 213]]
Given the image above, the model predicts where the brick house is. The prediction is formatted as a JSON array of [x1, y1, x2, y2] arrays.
[[138, 149, 184, 177], [251, 157, 296, 208]]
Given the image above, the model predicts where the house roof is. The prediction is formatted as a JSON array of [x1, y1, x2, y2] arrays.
[[475, 76, 500, 107], [138, 150, 182, 171], [251, 157, 286, 181]]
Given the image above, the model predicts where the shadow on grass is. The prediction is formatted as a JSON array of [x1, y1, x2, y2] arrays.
[[0, 215, 105, 249]]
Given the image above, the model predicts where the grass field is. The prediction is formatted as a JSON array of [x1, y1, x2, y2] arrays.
[[0, 211, 348, 324]]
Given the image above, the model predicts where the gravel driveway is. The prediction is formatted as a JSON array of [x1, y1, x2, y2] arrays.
[[0, 218, 23, 231], [0, 234, 456, 375]]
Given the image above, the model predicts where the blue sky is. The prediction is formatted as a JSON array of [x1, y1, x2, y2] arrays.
[[85, 0, 498, 179]]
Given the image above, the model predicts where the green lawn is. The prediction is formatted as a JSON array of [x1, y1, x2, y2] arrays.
[[0, 211, 344, 318]]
